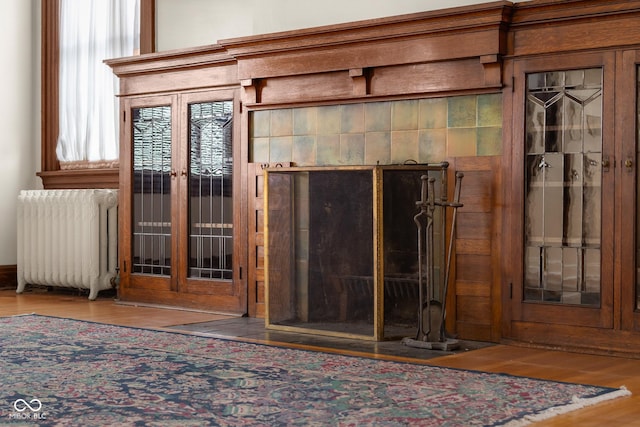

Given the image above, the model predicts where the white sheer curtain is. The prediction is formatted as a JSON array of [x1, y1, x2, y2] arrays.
[[57, 0, 140, 163]]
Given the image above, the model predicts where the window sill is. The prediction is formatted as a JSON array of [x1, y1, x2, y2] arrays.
[[37, 168, 119, 189]]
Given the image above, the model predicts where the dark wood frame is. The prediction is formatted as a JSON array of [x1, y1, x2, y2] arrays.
[[39, 0, 155, 189]]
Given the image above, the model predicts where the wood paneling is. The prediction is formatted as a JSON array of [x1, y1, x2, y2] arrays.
[[510, 0, 640, 57], [448, 156, 501, 342], [247, 162, 292, 318]]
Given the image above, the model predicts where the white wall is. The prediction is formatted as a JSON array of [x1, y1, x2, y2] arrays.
[[0, 0, 40, 266], [157, 0, 531, 51]]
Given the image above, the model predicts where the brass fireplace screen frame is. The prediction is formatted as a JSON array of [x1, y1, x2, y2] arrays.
[[264, 164, 450, 341]]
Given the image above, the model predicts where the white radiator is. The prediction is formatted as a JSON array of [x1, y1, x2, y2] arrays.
[[16, 189, 118, 300]]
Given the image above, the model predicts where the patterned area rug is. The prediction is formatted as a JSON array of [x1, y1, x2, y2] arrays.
[[0, 315, 630, 426]]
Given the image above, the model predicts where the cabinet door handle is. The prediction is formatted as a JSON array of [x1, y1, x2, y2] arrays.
[[170, 169, 177, 178], [625, 157, 633, 170], [181, 170, 188, 177]]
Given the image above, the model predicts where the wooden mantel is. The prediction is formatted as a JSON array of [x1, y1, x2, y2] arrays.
[[220, 1, 513, 106]]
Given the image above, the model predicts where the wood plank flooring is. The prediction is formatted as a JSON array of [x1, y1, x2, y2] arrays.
[[1, 289, 639, 426]]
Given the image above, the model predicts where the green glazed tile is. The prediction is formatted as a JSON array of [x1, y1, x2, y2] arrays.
[[271, 109, 293, 136], [447, 128, 477, 157], [365, 132, 391, 165], [391, 130, 419, 164], [316, 134, 341, 165], [292, 135, 317, 166], [251, 137, 270, 163], [341, 104, 365, 134], [478, 94, 502, 127], [269, 136, 293, 162], [477, 126, 503, 156], [340, 133, 365, 165], [448, 96, 477, 128], [365, 102, 391, 132], [294, 107, 317, 135], [418, 129, 447, 163], [251, 110, 271, 138], [317, 105, 341, 135], [419, 98, 447, 129], [392, 99, 419, 131]]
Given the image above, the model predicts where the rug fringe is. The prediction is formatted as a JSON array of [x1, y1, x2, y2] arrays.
[[504, 386, 631, 426]]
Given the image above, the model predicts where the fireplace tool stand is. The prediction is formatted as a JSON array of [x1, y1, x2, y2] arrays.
[[402, 171, 463, 351]]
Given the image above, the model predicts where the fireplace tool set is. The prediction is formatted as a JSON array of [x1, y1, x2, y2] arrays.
[[402, 171, 463, 351]]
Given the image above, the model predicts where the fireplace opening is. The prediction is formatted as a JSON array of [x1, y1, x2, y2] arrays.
[[265, 164, 448, 340]]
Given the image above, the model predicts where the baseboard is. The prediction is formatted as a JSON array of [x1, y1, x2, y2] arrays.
[[0, 265, 17, 289]]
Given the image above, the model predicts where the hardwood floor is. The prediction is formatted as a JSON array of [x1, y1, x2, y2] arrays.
[[1, 288, 639, 426]]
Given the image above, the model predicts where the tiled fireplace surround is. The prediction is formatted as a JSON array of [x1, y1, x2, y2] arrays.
[[250, 94, 502, 166]]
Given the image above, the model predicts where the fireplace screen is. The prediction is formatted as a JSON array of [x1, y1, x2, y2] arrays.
[[265, 165, 448, 340]]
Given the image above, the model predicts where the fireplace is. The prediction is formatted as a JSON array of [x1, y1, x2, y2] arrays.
[[264, 164, 449, 340]]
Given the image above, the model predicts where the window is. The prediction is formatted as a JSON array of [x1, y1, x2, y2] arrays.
[[40, 0, 155, 189]]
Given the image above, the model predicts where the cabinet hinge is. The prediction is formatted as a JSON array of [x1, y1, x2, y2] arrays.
[[509, 282, 513, 299], [123, 110, 126, 122]]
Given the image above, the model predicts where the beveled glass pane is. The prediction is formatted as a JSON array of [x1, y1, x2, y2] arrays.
[[562, 247, 579, 291], [565, 69, 583, 87], [545, 71, 563, 88], [563, 154, 583, 246], [524, 68, 602, 306], [584, 249, 600, 295], [563, 96, 583, 153], [132, 105, 172, 276], [583, 91, 603, 154], [188, 100, 234, 280], [524, 246, 541, 289], [543, 153, 564, 245], [544, 246, 563, 291], [544, 97, 562, 153], [584, 68, 602, 87], [525, 155, 544, 245], [526, 98, 545, 154]]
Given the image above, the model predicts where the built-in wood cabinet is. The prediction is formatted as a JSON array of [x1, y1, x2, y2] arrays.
[[502, 0, 640, 356], [105, 0, 640, 355], [108, 48, 248, 314]]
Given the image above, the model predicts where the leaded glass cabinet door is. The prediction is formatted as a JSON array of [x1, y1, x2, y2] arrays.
[[121, 95, 178, 293], [512, 54, 615, 331], [120, 91, 245, 314], [178, 91, 244, 311], [524, 69, 603, 306]]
